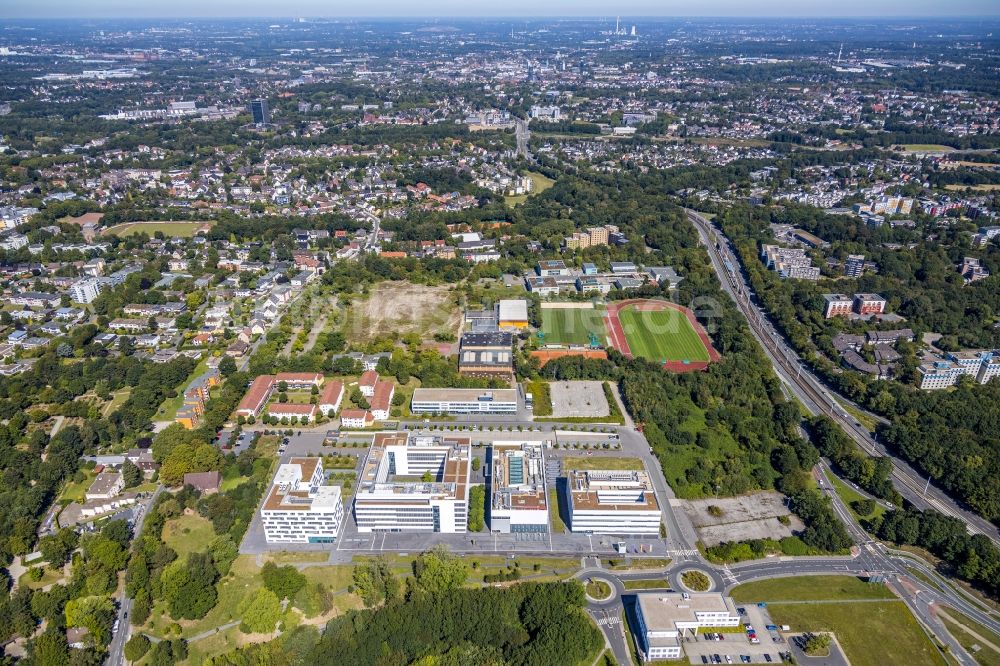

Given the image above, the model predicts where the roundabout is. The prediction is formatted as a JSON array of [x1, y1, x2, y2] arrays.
[[584, 577, 615, 602]]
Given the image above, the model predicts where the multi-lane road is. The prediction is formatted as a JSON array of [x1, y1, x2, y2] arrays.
[[515, 118, 531, 159], [685, 208, 1000, 547]]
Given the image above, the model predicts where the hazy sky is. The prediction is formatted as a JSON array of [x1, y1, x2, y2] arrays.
[[2, 0, 999, 19]]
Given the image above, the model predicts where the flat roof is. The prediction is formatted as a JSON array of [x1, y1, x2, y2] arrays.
[[412, 387, 518, 403], [637, 593, 739, 629], [357, 432, 470, 501], [491, 444, 547, 511], [569, 469, 660, 512], [497, 299, 528, 322]]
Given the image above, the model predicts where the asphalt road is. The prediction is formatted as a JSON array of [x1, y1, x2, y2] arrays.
[[686, 208, 1000, 547], [515, 118, 531, 159], [106, 484, 163, 666]]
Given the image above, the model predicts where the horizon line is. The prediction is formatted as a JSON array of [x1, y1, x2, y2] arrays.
[[3, 14, 1000, 20]]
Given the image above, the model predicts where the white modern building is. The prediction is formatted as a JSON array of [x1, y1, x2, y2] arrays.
[[634, 593, 742, 660], [353, 432, 470, 533], [261, 458, 344, 544], [568, 469, 662, 534], [410, 388, 518, 415], [69, 277, 103, 304], [487, 443, 548, 534]]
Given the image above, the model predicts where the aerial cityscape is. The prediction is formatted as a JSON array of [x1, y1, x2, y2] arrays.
[[0, 6, 998, 666]]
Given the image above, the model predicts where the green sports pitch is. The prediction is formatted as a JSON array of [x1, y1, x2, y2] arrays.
[[539, 307, 606, 346], [618, 307, 711, 362]]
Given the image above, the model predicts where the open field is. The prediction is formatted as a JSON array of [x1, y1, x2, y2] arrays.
[[540, 303, 605, 346], [682, 492, 803, 547], [505, 171, 555, 206], [732, 576, 945, 666], [102, 220, 213, 237], [162, 514, 217, 559], [343, 281, 460, 343], [896, 144, 956, 152], [731, 575, 895, 602], [945, 183, 1000, 192], [612, 301, 714, 365]]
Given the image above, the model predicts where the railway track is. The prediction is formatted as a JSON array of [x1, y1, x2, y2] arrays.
[[685, 208, 1000, 546]]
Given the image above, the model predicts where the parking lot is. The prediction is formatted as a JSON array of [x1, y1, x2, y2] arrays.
[[682, 603, 790, 665]]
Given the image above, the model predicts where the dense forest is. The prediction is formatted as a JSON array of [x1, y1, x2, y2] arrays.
[[717, 203, 1000, 524], [205, 580, 602, 666]]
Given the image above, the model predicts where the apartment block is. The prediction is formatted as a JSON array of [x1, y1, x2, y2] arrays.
[[822, 294, 854, 319], [760, 244, 820, 280]]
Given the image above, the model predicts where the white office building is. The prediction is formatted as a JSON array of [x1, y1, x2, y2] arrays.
[[568, 469, 662, 535], [634, 593, 742, 660], [69, 277, 103, 304], [261, 458, 344, 544], [487, 443, 548, 533], [411, 388, 518, 415], [353, 432, 470, 533]]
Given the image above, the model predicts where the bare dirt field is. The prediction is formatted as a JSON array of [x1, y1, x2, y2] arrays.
[[343, 282, 461, 343], [682, 492, 804, 547], [549, 381, 609, 418]]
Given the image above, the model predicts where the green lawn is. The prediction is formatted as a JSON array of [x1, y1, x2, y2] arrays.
[[156, 357, 211, 421], [898, 144, 955, 152], [18, 566, 64, 590], [828, 473, 886, 521], [540, 306, 606, 347], [938, 609, 1000, 666], [59, 469, 98, 504], [732, 576, 944, 666], [102, 389, 132, 418], [104, 221, 212, 238], [505, 171, 556, 206], [562, 456, 645, 471], [618, 306, 710, 363], [622, 578, 671, 591], [730, 575, 895, 602], [548, 488, 567, 533], [161, 514, 217, 559]]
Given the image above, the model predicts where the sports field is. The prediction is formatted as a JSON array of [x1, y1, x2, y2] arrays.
[[618, 306, 711, 363], [540, 306, 606, 346], [102, 221, 213, 237]]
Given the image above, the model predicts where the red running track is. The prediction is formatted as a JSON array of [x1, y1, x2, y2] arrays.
[[604, 298, 721, 372]]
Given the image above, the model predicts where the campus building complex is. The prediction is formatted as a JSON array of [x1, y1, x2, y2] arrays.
[[918, 349, 1000, 390], [486, 443, 548, 534], [353, 433, 471, 533], [567, 469, 662, 534], [634, 593, 742, 660], [410, 388, 518, 415], [261, 458, 344, 544]]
